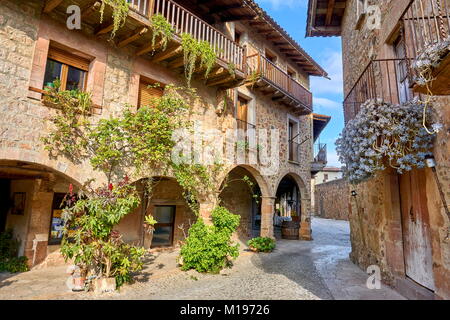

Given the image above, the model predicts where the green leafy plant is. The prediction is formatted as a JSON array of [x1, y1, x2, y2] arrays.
[[247, 237, 275, 253], [41, 80, 92, 163], [99, 0, 130, 39], [0, 229, 28, 273], [150, 14, 175, 51], [179, 206, 240, 273], [181, 33, 217, 86], [60, 179, 152, 287]]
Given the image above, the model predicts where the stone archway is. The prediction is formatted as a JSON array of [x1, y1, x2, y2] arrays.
[[219, 165, 274, 239], [0, 159, 84, 267], [274, 172, 312, 240]]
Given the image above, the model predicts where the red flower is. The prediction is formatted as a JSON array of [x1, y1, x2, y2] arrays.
[[108, 183, 113, 191], [69, 184, 73, 196]]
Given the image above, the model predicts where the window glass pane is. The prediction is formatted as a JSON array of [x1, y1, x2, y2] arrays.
[[152, 226, 173, 246], [43, 59, 62, 88], [154, 206, 175, 224], [66, 66, 86, 91]]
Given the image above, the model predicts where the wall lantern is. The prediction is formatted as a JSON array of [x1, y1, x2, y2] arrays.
[[351, 190, 358, 197]]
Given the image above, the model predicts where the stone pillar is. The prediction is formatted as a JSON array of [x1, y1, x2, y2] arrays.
[[261, 197, 275, 239], [23, 179, 53, 268], [300, 196, 312, 240], [199, 201, 215, 225]]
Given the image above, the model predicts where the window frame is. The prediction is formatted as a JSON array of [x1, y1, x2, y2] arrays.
[[44, 47, 90, 91], [138, 76, 165, 109]]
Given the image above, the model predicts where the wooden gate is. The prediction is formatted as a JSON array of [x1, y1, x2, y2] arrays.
[[399, 169, 435, 291]]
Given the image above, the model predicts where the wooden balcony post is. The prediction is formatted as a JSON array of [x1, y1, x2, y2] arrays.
[[148, 0, 155, 17]]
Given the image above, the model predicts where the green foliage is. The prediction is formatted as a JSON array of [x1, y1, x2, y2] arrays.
[[247, 237, 276, 253], [180, 206, 240, 273], [227, 62, 236, 78], [0, 229, 28, 273], [41, 80, 91, 163], [172, 163, 223, 213], [100, 0, 129, 39], [60, 180, 146, 287], [150, 14, 175, 51], [181, 33, 217, 86]]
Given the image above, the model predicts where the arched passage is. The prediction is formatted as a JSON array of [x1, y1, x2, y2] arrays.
[[0, 159, 83, 267], [219, 165, 270, 239], [117, 176, 195, 249], [274, 173, 311, 240]]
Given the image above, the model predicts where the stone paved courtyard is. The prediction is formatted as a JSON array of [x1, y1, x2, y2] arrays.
[[0, 218, 405, 300]]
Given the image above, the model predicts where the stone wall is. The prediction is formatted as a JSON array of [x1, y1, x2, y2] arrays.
[[314, 179, 349, 220], [341, 0, 450, 299], [0, 0, 318, 266]]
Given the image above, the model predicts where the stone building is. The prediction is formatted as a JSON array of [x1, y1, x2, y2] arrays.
[[307, 0, 450, 299], [314, 178, 349, 220], [0, 0, 330, 268]]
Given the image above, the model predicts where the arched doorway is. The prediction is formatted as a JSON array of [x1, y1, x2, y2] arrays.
[[219, 166, 267, 239], [274, 174, 301, 239], [117, 177, 195, 249], [0, 159, 81, 267]]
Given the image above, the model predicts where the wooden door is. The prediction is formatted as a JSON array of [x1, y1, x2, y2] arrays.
[[399, 170, 435, 290], [237, 97, 248, 131], [151, 205, 176, 248]]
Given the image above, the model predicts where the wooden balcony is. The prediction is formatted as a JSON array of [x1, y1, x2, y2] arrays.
[[311, 143, 327, 174], [343, 59, 422, 123], [246, 53, 313, 115], [43, 0, 246, 88], [402, 0, 450, 95]]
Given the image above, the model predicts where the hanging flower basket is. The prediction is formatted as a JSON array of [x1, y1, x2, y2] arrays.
[[412, 37, 450, 95], [336, 98, 438, 184]]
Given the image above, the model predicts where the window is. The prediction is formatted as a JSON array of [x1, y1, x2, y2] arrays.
[[288, 119, 299, 162], [265, 49, 277, 63], [323, 174, 329, 182], [237, 96, 249, 132], [43, 47, 90, 91], [235, 30, 242, 45], [287, 67, 296, 79], [394, 37, 412, 104], [138, 77, 164, 108]]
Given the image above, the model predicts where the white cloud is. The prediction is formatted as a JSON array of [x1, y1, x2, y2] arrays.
[[310, 50, 343, 96], [313, 97, 341, 110]]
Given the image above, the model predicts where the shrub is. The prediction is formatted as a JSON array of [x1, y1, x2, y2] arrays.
[[0, 229, 28, 273], [247, 237, 276, 253], [60, 180, 152, 288], [179, 206, 240, 273]]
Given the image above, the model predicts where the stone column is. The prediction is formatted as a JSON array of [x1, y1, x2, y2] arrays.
[[261, 196, 275, 239], [23, 179, 54, 268], [300, 196, 312, 240], [199, 201, 215, 225]]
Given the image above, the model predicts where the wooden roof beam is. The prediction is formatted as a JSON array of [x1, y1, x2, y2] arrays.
[[325, 0, 336, 26], [118, 27, 148, 48], [43, 0, 63, 13]]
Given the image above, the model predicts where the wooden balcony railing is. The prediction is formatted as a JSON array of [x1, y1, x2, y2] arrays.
[[128, 0, 245, 72], [314, 143, 327, 164], [402, 0, 450, 60], [247, 53, 313, 110], [343, 59, 421, 123]]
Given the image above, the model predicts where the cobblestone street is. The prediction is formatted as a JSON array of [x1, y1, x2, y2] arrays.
[[0, 218, 405, 300]]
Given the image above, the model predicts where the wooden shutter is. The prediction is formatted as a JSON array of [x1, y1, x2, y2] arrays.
[[139, 81, 164, 108], [237, 97, 248, 122], [47, 47, 90, 71]]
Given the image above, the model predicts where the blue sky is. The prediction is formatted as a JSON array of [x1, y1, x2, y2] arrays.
[[256, 0, 344, 167]]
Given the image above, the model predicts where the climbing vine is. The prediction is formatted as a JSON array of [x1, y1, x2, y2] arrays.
[[150, 14, 175, 51], [99, 0, 129, 39], [181, 33, 217, 86], [336, 98, 440, 184]]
